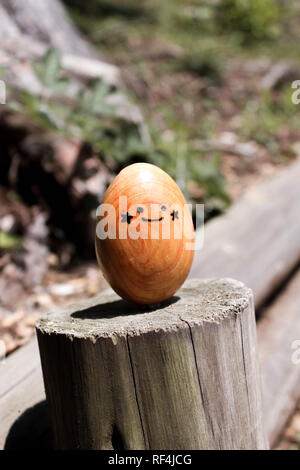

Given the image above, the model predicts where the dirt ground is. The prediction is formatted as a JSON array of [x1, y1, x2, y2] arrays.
[[275, 402, 300, 450]]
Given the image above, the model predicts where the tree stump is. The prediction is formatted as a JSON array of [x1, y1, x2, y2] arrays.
[[36, 278, 268, 450]]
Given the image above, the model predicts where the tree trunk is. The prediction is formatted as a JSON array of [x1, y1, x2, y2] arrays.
[[0, 0, 98, 58], [0, 0, 120, 86]]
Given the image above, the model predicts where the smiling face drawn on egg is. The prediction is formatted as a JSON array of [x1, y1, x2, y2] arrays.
[[95, 162, 195, 305], [121, 205, 179, 224]]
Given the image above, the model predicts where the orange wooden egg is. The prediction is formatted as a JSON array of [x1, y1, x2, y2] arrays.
[[95, 163, 194, 304]]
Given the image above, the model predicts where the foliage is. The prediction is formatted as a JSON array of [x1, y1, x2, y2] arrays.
[[12, 0, 299, 217], [150, 114, 230, 215], [10, 1, 300, 219], [63, 0, 150, 19], [176, 47, 221, 84], [9, 48, 149, 164], [0, 231, 22, 251], [33, 48, 70, 93], [56, 0, 300, 223], [6, 47, 230, 214], [241, 88, 299, 154], [216, 0, 281, 45]]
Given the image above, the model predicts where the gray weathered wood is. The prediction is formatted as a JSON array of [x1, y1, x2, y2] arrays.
[[190, 158, 300, 308], [258, 269, 300, 447], [36, 279, 268, 450]]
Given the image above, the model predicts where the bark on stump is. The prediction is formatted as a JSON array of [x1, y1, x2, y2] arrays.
[[36, 278, 268, 450]]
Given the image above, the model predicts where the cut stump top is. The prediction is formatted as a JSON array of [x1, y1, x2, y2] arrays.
[[37, 278, 252, 340]]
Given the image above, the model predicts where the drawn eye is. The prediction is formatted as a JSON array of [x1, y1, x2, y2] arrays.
[[137, 207, 144, 214], [161, 205, 167, 211]]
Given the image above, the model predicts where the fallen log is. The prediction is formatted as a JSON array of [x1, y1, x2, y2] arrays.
[[190, 158, 300, 308], [258, 268, 300, 446]]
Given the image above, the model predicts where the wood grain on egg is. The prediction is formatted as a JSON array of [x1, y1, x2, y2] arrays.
[[95, 163, 194, 304]]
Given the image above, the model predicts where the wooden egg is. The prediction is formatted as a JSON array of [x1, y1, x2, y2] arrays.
[[95, 163, 194, 304]]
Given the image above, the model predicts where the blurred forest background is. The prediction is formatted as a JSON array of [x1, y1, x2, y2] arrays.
[[0, 0, 300, 449]]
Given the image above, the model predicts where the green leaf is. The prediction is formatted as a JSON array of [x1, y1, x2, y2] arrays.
[[52, 78, 70, 94], [91, 79, 110, 107], [38, 104, 65, 130], [0, 231, 22, 250], [7, 100, 22, 112], [41, 48, 61, 88], [20, 91, 40, 113]]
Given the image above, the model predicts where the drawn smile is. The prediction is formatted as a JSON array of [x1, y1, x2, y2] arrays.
[[121, 205, 179, 224], [142, 217, 164, 222]]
